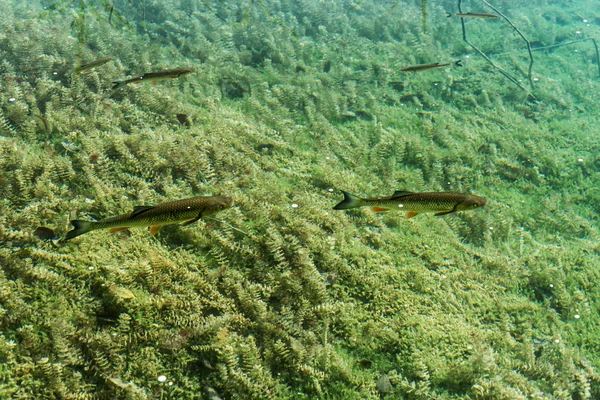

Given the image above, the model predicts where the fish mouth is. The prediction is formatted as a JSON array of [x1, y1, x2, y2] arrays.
[[222, 197, 234, 208]]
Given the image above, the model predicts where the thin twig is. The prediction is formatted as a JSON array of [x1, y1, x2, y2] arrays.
[[493, 38, 600, 78], [457, 0, 533, 95], [206, 217, 248, 235], [482, 0, 534, 89]]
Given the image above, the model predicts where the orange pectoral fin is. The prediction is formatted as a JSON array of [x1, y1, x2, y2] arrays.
[[149, 225, 161, 236], [108, 227, 129, 233], [406, 211, 419, 219], [371, 206, 390, 213]]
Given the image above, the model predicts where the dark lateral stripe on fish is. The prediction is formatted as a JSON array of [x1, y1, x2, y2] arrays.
[[75, 56, 115, 74], [112, 67, 196, 89], [400, 60, 462, 72], [333, 190, 487, 218], [65, 195, 232, 241], [448, 12, 500, 19]]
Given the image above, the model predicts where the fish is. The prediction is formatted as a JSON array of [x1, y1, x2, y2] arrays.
[[35, 226, 58, 240], [112, 67, 196, 89], [333, 190, 487, 218], [74, 56, 115, 74], [448, 12, 500, 19], [65, 195, 233, 241], [400, 60, 462, 72]]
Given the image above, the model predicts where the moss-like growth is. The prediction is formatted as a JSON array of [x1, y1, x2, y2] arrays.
[[1, 0, 600, 398]]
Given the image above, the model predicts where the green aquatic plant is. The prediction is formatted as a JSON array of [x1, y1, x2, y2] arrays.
[[38, 0, 135, 68], [421, 0, 427, 33], [39, 0, 133, 28], [2, 0, 600, 398]]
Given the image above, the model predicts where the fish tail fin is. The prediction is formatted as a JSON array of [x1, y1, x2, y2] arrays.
[[455, 60, 463, 67], [65, 220, 94, 241], [112, 80, 125, 90], [333, 191, 362, 210], [446, 12, 452, 18]]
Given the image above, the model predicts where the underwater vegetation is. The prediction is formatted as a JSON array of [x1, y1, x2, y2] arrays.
[[1, 0, 600, 398]]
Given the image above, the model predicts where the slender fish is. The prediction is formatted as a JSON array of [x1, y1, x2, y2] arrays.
[[75, 56, 115, 74], [333, 190, 486, 218], [112, 67, 196, 89], [400, 60, 462, 72], [447, 12, 500, 19], [65, 195, 233, 241]]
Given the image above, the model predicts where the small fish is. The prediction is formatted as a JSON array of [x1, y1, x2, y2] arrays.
[[400, 60, 462, 72], [75, 56, 115, 74], [112, 67, 196, 89], [333, 190, 486, 218], [35, 226, 58, 240], [65, 195, 233, 241], [448, 12, 500, 19]]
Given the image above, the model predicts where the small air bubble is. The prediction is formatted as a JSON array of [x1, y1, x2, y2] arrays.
[[549, 284, 554, 288], [583, 19, 588, 23], [574, 314, 581, 319], [291, 203, 298, 208], [158, 375, 167, 383], [8, 98, 15, 102], [554, 339, 560, 343], [328, 188, 333, 192], [578, 158, 584, 162]]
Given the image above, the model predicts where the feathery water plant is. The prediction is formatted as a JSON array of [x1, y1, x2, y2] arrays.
[[1, 0, 600, 398]]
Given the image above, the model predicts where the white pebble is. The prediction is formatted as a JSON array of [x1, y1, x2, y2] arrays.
[[158, 375, 167, 383]]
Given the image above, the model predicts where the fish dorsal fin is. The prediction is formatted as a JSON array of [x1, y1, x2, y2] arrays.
[[130, 205, 154, 218], [392, 190, 413, 198]]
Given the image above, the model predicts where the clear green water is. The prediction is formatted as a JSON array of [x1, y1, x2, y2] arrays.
[[1, 0, 599, 398]]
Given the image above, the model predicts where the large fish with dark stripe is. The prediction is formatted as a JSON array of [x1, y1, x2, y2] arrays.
[[65, 196, 233, 241], [333, 190, 486, 218]]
